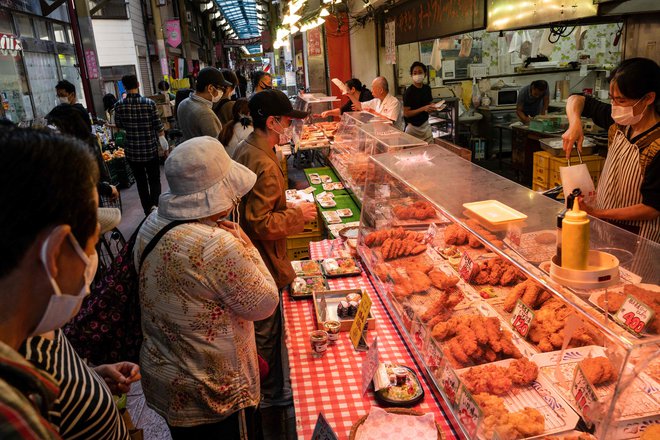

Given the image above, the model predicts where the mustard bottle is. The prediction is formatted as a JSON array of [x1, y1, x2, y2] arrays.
[[561, 198, 590, 270]]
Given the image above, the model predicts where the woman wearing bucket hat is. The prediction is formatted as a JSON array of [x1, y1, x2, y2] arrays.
[[134, 136, 279, 439]]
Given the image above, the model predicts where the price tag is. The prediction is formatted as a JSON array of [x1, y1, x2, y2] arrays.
[[457, 385, 482, 438], [458, 253, 475, 282], [311, 412, 339, 440], [424, 222, 438, 244], [361, 336, 379, 395], [615, 294, 655, 335], [350, 291, 372, 349], [440, 357, 461, 405], [411, 318, 429, 352], [571, 363, 599, 426], [510, 299, 535, 338], [425, 339, 444, 377], [506, 224, 522, 247]]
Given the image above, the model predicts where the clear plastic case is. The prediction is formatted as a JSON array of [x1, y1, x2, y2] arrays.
[[291, 93, 340, 152], [357, 144, 660, 439]]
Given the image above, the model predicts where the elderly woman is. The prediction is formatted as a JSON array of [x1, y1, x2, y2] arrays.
[[135, 136, 279, 439]]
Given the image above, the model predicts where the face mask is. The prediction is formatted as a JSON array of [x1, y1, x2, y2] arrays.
[[412, 74, 425, 84], [611, 97, 646, 126], [32, 232, 97, 336], [260, 82, 272, 90], [273, 118, 293, 143], [211, 87, 223, 103], [58, 96, 69, 105]]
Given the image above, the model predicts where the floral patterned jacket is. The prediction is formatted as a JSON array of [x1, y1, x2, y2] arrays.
[[134, 212, 279, 426]]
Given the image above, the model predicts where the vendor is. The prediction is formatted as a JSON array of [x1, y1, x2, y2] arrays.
[[566, 57, 660, 243], [403, 62, 436, 142], [320, 78, 373, 119], [516, 80, 549, 123], [353, 77, 404, 130]]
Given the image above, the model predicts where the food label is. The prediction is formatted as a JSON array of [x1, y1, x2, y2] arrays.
[[424, 222, 438, 244], [311, 412, 339, 440], [510, 299, 535, 338], [615, 294, 655, 335], [361, 336, 379, 395], [457, 385, 482, 438], [571, 363, 599, 426], [318, 295, 328, 322], [458, 253, 475, 282], [506, 224, 522, 247], [350, 291, 372, 349], [425, 339, 444, 379], [440, 357, 460, 404]]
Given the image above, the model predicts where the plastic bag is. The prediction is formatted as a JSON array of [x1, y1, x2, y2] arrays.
[[560, 162, 596, 204]]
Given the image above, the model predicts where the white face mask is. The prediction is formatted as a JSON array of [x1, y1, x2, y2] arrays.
[[58, 96, 70, 105], [211, 87, 223, 103], [412, 74, 425, 84], [32, 232, 98, 336], [611, 97, 646, 126], [273, 118, 293, 143]]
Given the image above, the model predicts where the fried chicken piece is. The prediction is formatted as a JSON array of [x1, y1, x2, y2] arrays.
[[447, 338, 470, 365], [426, 313, 451, 329], [428, 269, 460, 290], [488, 262, 505, 285], [499, 266, 519, 286], [411, 244, 427, 255], [462, 364, 514, 395], [522, 282, 543, 308], [468, 233, 484, 248], [381, 238, 393, 258], [474, 268, 491, 285], [504, 281, 528, 312], [579, 357, 618, 385], [444, 224, 469, 245], [499, 331, 522, 358], [393, 257, 434, 274], [485, 317, 504, 353], [432, 319, 457, 340], [501, 407, 545, 439], [409, 270, 432, 293], [421, 296, 449, 322], [507, 358, 539, 385]]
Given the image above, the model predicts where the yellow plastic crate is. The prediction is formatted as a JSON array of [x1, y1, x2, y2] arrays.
[[287, 231, 324, 249], [287, 246, 310, 261]]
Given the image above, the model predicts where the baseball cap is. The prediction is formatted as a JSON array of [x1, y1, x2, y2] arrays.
[[197, 67, 232, 90], [249, 89, 309, 120]]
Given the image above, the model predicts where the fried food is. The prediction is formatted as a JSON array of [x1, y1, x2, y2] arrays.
[[364, 227, 425, 247], [380, 238, 427, 260], [508, 358, 539, 385], [578, 357, 618, 385], [503, 280, 549, 312], [474, 393, 545, 440], [462, 364, 513, 395], [428, 269, 460, 290], [391, 256, 434, 274], [528, 298, 599, 352], [597, 284, 660, 333], [640, 424, 660, 440], [408, 270, 432, 294], [472, 258, 525, 287], [434, 315, 521, 368], [420, 291, 465, 322], [392, 201, 437, 220]]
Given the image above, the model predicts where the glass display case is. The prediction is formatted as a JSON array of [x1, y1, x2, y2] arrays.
[[290, 93, 340, 152], [329, 121, 427, 207], [357, 144, 659, 439]]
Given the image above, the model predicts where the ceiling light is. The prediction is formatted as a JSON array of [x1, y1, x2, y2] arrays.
[[216, 20, 222, 26], [282, 13, 300, 25], [290, 24, 299, 34], [319, 7, 329, 17], [316, 17, 325, 25]]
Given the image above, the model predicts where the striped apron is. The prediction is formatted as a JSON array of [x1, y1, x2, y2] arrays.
[[596, 129, 660, 243]]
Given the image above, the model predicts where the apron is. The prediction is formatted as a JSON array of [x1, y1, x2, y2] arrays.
[[405, 120, 434, 143], [596, 129, 660, 243]]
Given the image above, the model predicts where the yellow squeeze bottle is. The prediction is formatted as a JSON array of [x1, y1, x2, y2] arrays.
[[561, 198, 590, 270]]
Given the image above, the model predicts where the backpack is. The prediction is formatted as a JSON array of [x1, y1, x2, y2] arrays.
[[63, 220, 189, 365]]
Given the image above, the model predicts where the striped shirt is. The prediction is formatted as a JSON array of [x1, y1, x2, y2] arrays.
[[114, 93, 164, 162], [21, 331, 129, 440], [0, 340, 60, 440]]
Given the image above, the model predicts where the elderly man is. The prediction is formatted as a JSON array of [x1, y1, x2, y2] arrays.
[[354, 76, 404, 130]]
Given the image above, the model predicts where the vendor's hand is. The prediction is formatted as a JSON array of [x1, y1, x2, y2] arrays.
[[217, 220, 252, 246], [352, 102, 363, 111], [424, 104, 437, 113], [299, 202, 317, 222], [562, 123, 584, 160], [94, 362, 141, 395], [320, 111, 329, 118], [577, 196, 601, 217], [110, 185, 119, 200]]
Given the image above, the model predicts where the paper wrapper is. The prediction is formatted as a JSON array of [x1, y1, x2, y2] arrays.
[[356, 407, 436, 440]]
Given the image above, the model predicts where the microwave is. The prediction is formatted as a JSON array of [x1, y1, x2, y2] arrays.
[[490, 87, 520, 107]]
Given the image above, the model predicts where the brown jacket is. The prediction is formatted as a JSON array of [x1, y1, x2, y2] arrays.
[[234, 131, 305, 288]]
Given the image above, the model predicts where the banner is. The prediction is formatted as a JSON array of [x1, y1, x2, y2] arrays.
[[307, 28, 322, 57], [385, 20, 395, 64], [223, 37, 262, 47], [166, 19, 181, 48]]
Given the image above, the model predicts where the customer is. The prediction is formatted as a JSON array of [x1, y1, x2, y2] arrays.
[[562, 95, 614, 158], [234, 90, 317, 406], [572, 58, 660, 242], [516, 80, 549, 123], [353, 77, 404, 130], [46, 104, 119, 204], [135, 137, 278, 439], [177, 67, 231, 141], [55, 79, 91, 132], [320, 78, 374, 119], [215, 69, 239, 125], [251, 71, 272, 95], [114, 74, 168, 215], [237, 70, 248, 98], [403, 62, 436, 142], [158, 80, 176, 102], [0, 127, 98, 439], [21, 210, 140, 440], [219, 98, 253, 158], [103, 93, 118, 124]]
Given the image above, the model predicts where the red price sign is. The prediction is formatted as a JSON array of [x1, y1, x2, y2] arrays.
[[458, 253, 475, 282], [424, 222, 438, 244], [510, 299, 535, 338], [441, 359, 460, 404], [571, 364, 598, 426], [615, 294, 655, 335], [457, 385, 482, 438]]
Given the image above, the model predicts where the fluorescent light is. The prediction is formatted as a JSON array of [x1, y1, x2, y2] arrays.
[[290, 24, 299, 33], [282, 13, 300, 25], [316, 17, 325, 25], [319, 7, 329, 17]]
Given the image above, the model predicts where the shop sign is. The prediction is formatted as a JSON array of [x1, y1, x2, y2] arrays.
[[307, 27, 322, 57], [0, 33, 22, 56], [385, 20, 396, 65], [84, 50, 99, 80], [166, 19, 181, 48]]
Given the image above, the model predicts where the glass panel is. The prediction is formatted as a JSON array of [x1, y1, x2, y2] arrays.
[[36, 19, 50, 41], [53, 23, 67, 43], [0, 52, 33, 122], [89, 0, 128, 19], [23, 51, 60, 121], [67, 27, 73, 44], [0, 10, 14, 34], [15, 15, 34, 39], [58, 53, 86, 106]]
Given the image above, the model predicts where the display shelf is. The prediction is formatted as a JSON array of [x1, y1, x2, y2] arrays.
[[356, 143, 659, 439]]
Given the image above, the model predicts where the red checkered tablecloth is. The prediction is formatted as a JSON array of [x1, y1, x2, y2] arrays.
[[283, 240, 464, 439]]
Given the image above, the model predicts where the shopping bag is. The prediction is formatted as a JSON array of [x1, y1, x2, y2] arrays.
[[560, 160, 596, 204]]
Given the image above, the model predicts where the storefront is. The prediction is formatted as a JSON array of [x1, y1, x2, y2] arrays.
[[0, 3, 85, 124]]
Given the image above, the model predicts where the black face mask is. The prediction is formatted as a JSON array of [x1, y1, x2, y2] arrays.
[[260, 82, 272, 90]]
